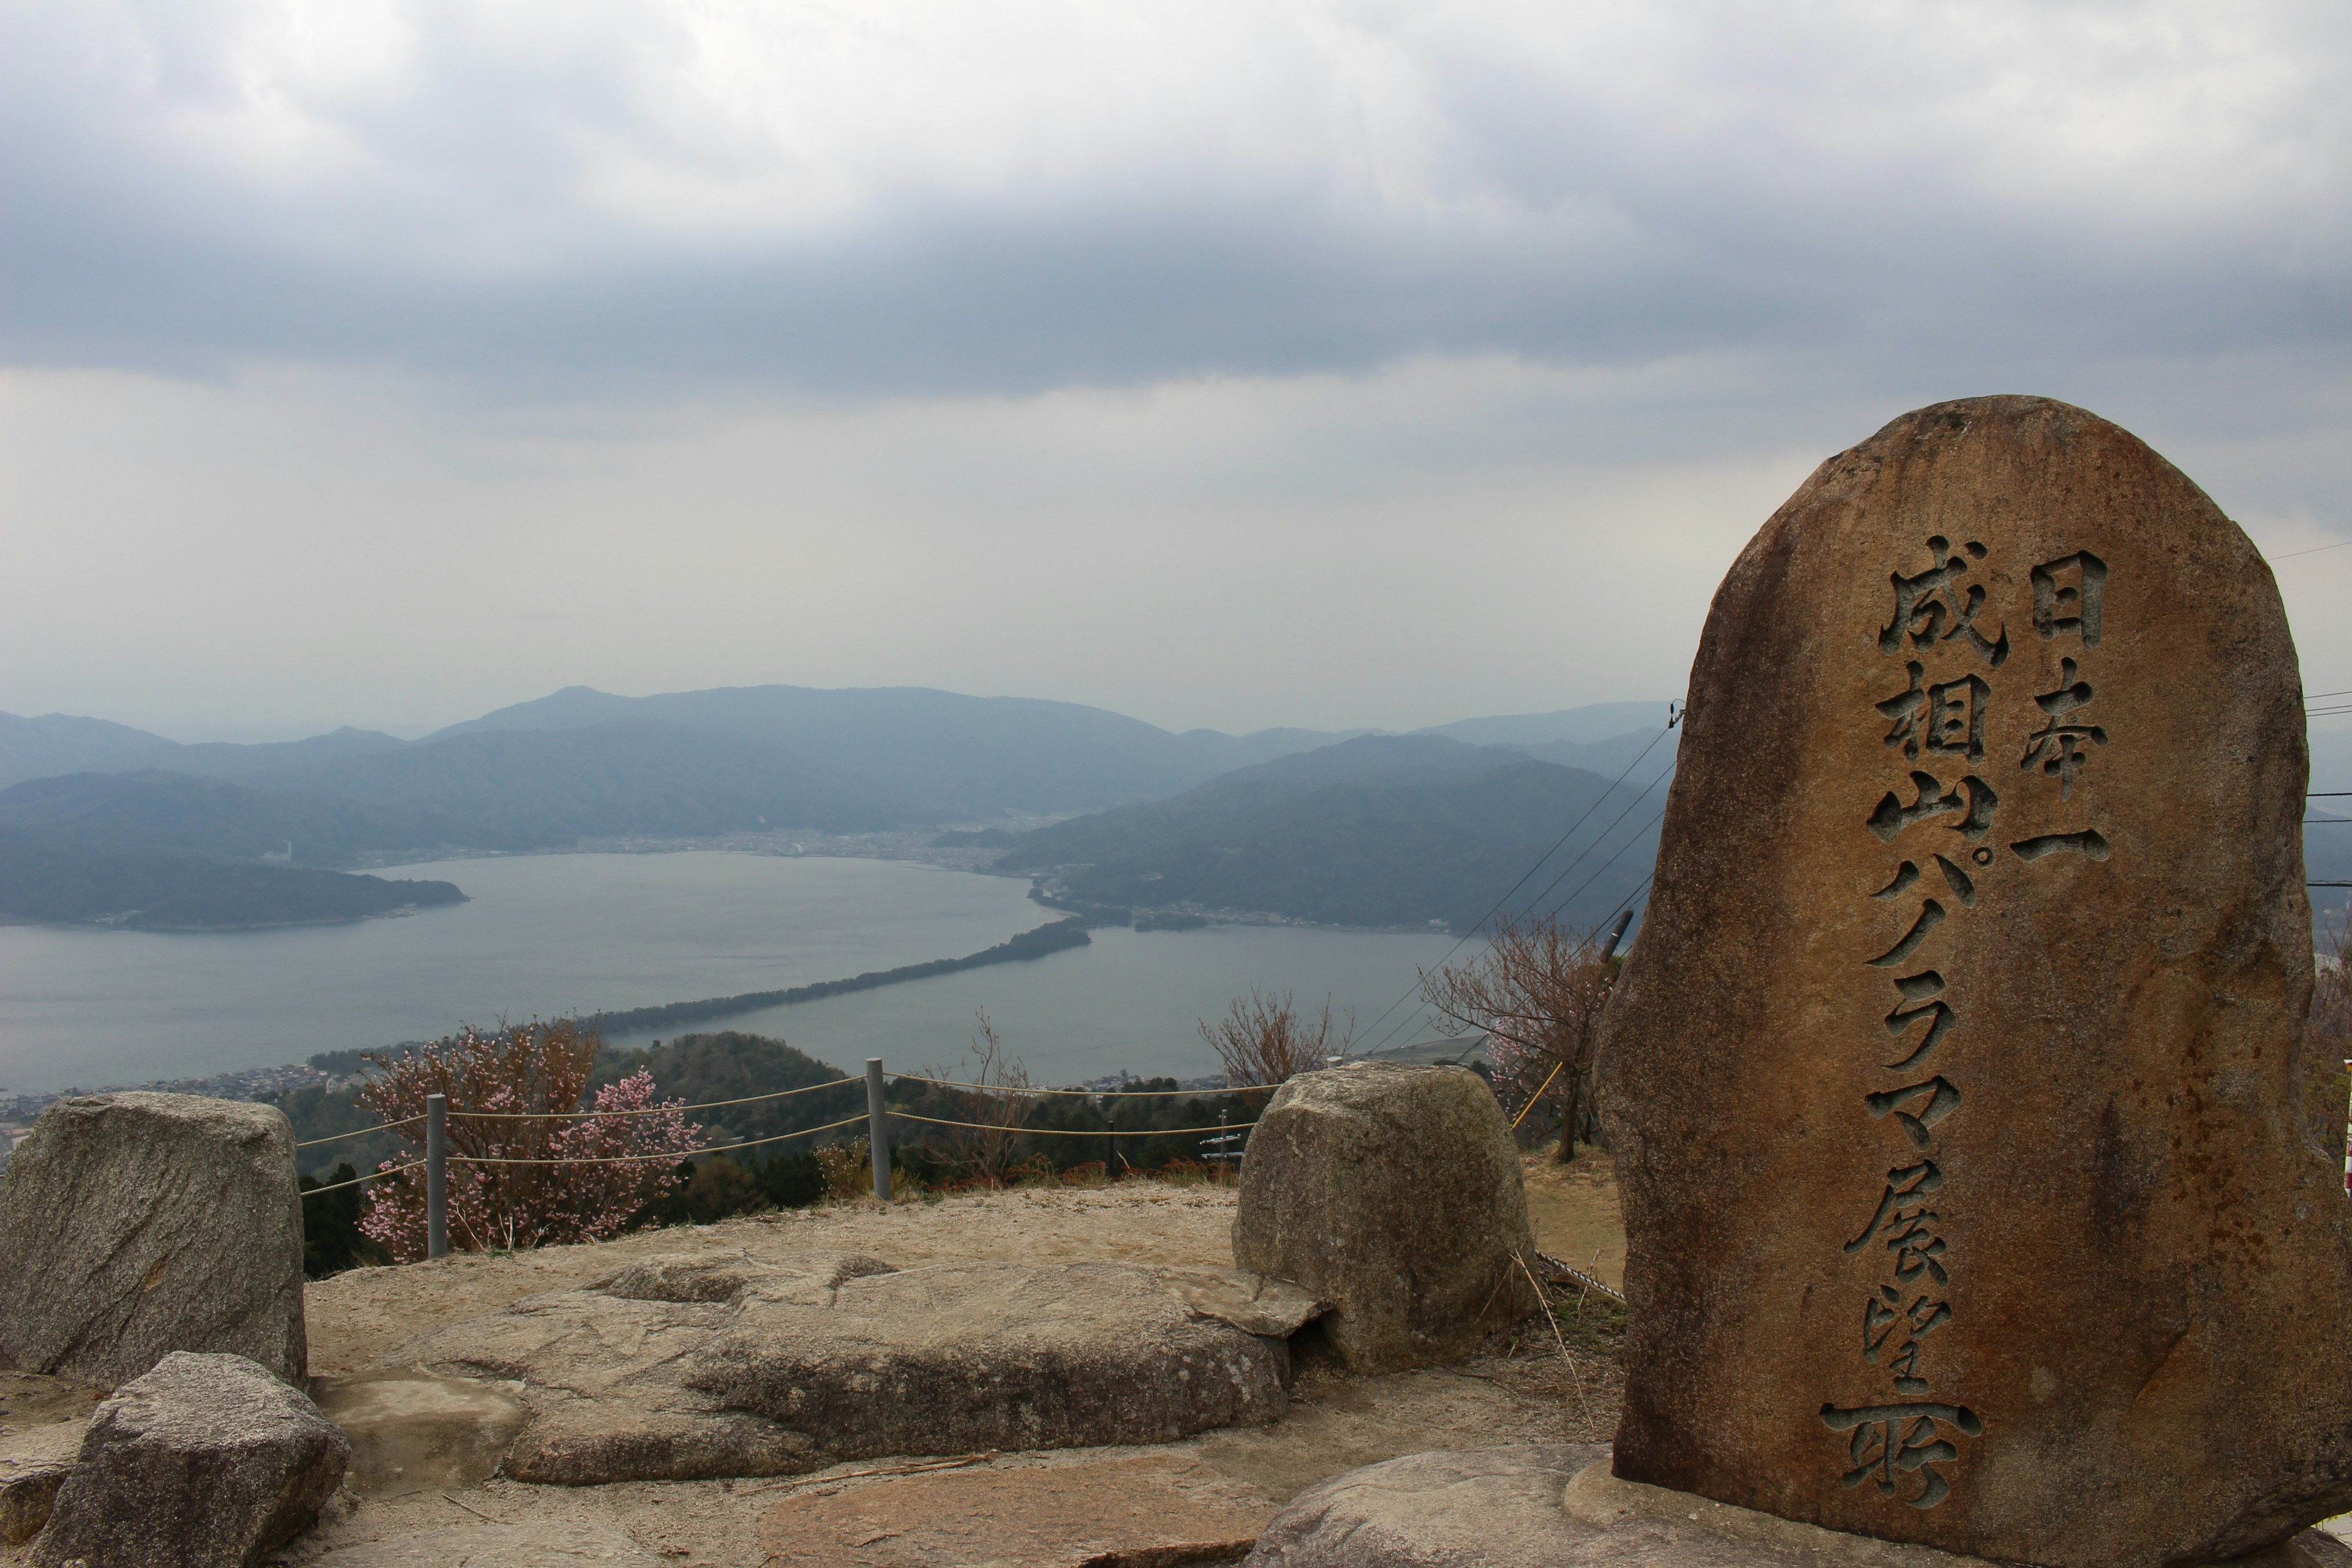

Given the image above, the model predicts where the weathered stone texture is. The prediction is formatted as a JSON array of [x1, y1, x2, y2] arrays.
[[0, 1092, 307, 1387], [307, 1523, 667, 1567], [388, 1251, 1292, 1483], [1595, 396, 2352, 1567], [34, 1351, 349, 1568], [760, 1453, 1280, 1567], [1243, 1444, 1607, 1568], [310, 1368, 529, 1493], [1232, 1062, 1539, 1371]]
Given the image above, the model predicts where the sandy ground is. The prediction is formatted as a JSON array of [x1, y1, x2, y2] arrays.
[[1523, 1150, 1627, 1291], [16, 1164, 1633, 1567]]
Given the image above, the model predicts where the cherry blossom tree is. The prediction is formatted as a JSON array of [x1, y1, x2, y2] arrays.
[[356, 1020, 701, 1260]]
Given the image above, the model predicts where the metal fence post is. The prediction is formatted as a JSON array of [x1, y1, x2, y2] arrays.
[[425, 1093, 448, 1260], [866, 1058, 892, 1202]]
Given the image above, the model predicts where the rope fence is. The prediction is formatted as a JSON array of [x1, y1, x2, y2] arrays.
[[296, 1057, 1280, 1253], [448, 1113, 872, 1166], [448, 1074, 864, 1121], [891, 1111, 1259, 1137]]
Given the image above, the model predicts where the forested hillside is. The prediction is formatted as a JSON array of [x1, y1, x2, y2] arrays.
[[995, 734, 1672, 930]]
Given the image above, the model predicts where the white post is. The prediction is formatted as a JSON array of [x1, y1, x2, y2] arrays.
[[865, 1059, 892, 1202], [425, 1093, 448, 1260]]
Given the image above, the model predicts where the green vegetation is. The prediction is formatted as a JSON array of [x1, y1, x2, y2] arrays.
[[994, 735, 1663, 930], [0, 828, 465, 929], [582, 916, 1091, 1034], [296, 1163, 393, 1278]]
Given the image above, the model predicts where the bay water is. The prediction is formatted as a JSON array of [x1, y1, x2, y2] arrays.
[[0, 851, 1464, 1093]]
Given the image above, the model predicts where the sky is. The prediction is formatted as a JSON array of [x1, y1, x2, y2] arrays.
[[3, 1, 2348, 742]]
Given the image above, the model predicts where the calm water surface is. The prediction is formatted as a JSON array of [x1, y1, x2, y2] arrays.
[[0, 851, 1463, 1093]]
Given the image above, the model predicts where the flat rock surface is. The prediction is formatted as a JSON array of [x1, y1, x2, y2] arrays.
[[1246, 1444, 1607, 1568], [312, 1368, 530, 1494], [388, 1252, 1292, 1483], [1597, 396, 2352, 1567], [253, 1183, 1618, 1568], [306, 1523, 666, 1566], [1251, 1450, 2352, 1568], [760, 1453, 1280, 1567]]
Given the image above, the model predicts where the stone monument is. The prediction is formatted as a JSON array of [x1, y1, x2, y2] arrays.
[[1595, 396, 2352, 1568]]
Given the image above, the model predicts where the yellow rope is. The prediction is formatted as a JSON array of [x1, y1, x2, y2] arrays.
[[299, 1158, 426, 1194], [1511, 1060, 1566, 1130]]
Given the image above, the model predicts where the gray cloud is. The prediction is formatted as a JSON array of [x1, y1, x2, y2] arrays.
[[4, 1, 2345, 394]]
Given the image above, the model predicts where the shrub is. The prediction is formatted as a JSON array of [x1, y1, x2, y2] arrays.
[[1199, 988, 1349, 1086], [355, 1020, 701, 1261], [813, 1139, 873, 1200]]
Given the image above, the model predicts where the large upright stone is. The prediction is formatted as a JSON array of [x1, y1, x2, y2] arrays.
[[1596, 396, 2352, 1568], [1232, 1062, 1540, 1371], [0, 1093, 308, 1386]]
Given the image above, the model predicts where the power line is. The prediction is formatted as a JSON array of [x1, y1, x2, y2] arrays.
[[2272, 539, 2352, 561], [1513, 764, 1678, 921], [1340, 717, 1681, 1058], [1534, 799, 1675, 927], [1355, 758, 1678, 1061]]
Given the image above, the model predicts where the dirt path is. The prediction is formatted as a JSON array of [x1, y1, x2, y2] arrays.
[[274, 1171, 1628, 1567]]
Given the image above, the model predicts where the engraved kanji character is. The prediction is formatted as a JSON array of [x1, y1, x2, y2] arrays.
[[1846, 1161, 1942, 1254], [1877, 666, 1989, 763], [1880, 537, 2010, 666], [1866, 771, 1999, 845], [1819, 1403, 1981, 1509], [1880, 1208, 1950, 1286], [2030, 551, 2108, 646], [1866, 1287, 1953, 1360], [2021, 657, 2107, 797]]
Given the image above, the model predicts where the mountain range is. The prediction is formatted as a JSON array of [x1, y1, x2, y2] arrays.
[[0, 685, 1679, 930]]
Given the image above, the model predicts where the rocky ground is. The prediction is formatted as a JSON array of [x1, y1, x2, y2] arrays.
[[1, 1158, 1631, 1567]]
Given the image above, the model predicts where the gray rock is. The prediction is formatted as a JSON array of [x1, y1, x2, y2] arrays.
[[0, 1460, 70, 1547], [1153, 1268, 1325, 1338], [1231, 1062, 1540, 1371], [388, 1251, 1292, 1484], [34, 1351, 349, 1568], [1250, 1449, 2352, 1568], [1244, 1444, 1607, 1567], [0, 1093, 307, 1387], [310, 1368, 529, 1494], [307, 1523, 666, 1567], [0, 1370, 105, 1544]]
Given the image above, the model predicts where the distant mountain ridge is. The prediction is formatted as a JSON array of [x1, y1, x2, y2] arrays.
[[423, 684, 1361, 815], [993, 733, 1677, 931], [0, 771, 525, 867]]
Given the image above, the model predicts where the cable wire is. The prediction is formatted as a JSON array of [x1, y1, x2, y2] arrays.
[[450, 1074, 862, 1120], [300, 1159, 425, 1195], [905, 1077, 1275, 1099], [296, 1117, 422, 1149], [1339, 720, 1680, 1059], [449, 1114, 872, 1166], [890, 1112, 1260, 1139]]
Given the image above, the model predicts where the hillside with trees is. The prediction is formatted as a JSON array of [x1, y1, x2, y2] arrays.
[[993, 734, 1672, 930], [0, 828, 464, 929]]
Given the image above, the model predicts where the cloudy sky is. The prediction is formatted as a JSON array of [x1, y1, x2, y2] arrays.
[[3, 0, 2346, 740]]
